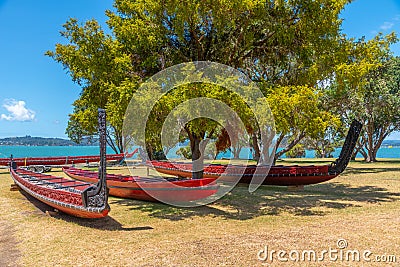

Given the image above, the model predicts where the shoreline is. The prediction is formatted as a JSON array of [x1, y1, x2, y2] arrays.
[[1, 145, 400, 159]]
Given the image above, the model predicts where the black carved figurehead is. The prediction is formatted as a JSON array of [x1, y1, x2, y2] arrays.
[[81, 108, 109, 209], [328, 120, 363, 174]]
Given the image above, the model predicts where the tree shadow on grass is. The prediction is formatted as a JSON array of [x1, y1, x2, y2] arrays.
[[275, 160, 400, 175], [110, 182, 400, 221], [0, 168, 9, 175], [17, 190, 152, 231], [343, 166, 400, 175]]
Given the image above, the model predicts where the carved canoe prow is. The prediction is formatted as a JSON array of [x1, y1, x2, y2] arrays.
[[81, 108, 110, 209]]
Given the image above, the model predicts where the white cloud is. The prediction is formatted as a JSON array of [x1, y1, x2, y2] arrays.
[[380, 21, 394, 31], [1, 99, 36, 122]]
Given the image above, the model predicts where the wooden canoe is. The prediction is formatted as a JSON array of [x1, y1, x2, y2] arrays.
[[147, 120, 363, 186], [0, 153, 126, 167], [62, 167, 219, 202], [10, 167, 109, 218], [146, 161, 338, 186], [9, 108, 110, 218]]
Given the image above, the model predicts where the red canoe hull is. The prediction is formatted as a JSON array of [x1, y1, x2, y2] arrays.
[[0, 154, 125, 167], [63, 167, 219, 202], [147, 161, 339, 186], [38, 197, 109, 219], [11, 168, 109, 218]]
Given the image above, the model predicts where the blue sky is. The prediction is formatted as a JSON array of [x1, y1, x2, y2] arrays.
[[0, 0, 399, 139], [0, 0, 113, 138]]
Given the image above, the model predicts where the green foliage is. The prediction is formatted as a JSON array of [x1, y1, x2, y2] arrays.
[[203, 141, 218, 160], [324, 33, 400, 162], [357, 56, 400, 161], [265, 85, 340, 160], [48, 0, 384, 163], [176, 142, 216, 160], [176, 146, 192, 160], [126, 80, 256, 160], [107, 0, 350, 85], [334, 33, 398, 92], [315, 146, 335, 158], [285, 144, 306, 158], [267, 85, 335, 138], [304, 126, 343, 158]]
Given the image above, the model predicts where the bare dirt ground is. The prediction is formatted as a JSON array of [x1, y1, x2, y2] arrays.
[[0, 221, 20, 267]]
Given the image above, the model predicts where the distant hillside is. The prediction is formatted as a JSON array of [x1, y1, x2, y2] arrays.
[[382, 140, 400, 147], [0, 136, 98, 146]]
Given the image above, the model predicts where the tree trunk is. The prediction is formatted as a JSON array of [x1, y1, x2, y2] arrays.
[[366, 121, 376, 162], [358, 147, 368, 161], [364, 120, 392, 163], [190, 135, 204, 179], [364, 120, 381, 162], [146, 143, 154, 160], [351, 144, 359, 160], [366, 149, 378, 162], [251, 132, 260, 162], [274, 132, 306, 162], [372, 149, 378, 162], [106, 133, 119, 154], [232, 145, 242, 159], [353, 138, 367, 161], [320, 148, 326, 158], [106, 126, 124, 154]]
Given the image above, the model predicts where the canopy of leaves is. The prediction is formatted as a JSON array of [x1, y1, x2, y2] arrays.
[[265, 85, 340, 159], [48, 0, 371, 161], [107, 0, 350, 85], [322, 34, 399, 162], [124, 81, 257, 158]]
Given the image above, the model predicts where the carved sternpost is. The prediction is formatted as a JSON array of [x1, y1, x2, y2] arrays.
[[98, 108, 107, 189], [81, 108, 109, 209], [328, 120, 363, 174], [10, 154, 17, 171]]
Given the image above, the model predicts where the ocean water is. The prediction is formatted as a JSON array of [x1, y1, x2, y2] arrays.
[[1, 145, 399, 159], [214, 147, 400, 159], [0, 146, 116, 158]]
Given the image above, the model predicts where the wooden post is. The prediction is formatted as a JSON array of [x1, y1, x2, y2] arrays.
[[10, 184, 20, 191], [46, 210, 59, 216]]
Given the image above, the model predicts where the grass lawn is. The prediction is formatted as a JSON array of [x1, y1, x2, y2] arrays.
[[0, 159, 399, 266]]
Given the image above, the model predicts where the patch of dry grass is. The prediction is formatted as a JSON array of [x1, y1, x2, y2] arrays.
[[0, 159, 399, 266]]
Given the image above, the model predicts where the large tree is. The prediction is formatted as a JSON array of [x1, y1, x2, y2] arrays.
[[355, 56, 400, 162], [123, 72, 260, 178], [322, 34, 399, 162], [48, 0, 355, 168], [266, 85, 340, 162]]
